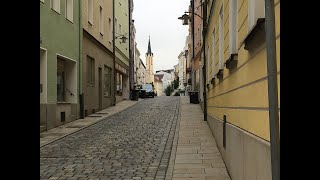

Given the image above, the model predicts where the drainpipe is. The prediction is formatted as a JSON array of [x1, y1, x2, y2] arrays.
[[128, 0, 132, 100], [79, 0, 84, 119], [202, 0, 207, 121], [113, 0, 116, 106], [265, 0, 280, 180], [191, 0, 195, 91]]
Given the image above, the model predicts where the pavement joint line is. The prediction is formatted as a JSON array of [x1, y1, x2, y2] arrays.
[[165, 96, 182, 180], [155, 97, 180, 178], [40, 99, 145, 148]]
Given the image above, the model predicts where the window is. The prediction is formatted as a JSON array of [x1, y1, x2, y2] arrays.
[[51, 0, 60, 13], [57, 58, 65, 102], [87, 56, 95, 85], [218, 6, 224, 70], [88, 0, 93, 25], [104, 66, 112, 97], [248, 0, 265, 32], [212, 30, 216, 78], [109, 18, 112, 42], [65, 0, 73, 22], [115, 18, 118, 33], [229, 0, 238, 54], [116, 72, 123, 95], [99, 5, 104, 35]]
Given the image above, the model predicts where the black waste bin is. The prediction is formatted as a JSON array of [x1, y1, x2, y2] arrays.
[[131, 89, 139, 101], [188, 91, 199, 104], [139, 90, 146, 99]]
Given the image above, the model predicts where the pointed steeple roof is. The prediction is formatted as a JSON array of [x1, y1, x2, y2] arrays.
[[146, 35, 153, 56]]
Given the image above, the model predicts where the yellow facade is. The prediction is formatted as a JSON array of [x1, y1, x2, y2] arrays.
[[205, 0, 280, 141]]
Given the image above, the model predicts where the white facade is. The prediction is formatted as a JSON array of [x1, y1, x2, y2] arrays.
[[137, 59, 146, 86], [154, 71, 172, 96]]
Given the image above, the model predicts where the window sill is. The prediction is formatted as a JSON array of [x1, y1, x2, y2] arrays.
[[210, 77, 215, 84], [216, 69, 224, 79], [51, 8, 61, 15], [66, 18, 74, 24], [241, 18, 265, 50], [225, 53, 238, 70], [57, 102, 72, 104]]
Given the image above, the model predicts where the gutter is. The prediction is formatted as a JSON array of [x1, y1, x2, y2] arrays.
[[265, 0, 280, 179], [79, 0, 84, 119]]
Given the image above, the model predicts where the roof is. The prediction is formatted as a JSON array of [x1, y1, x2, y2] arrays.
[[154, 74, 164, 82], [146, 36, 153, 56]]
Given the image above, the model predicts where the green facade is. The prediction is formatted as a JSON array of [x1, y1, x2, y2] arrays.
[[115, 0, 129, 66], [40, 0, 81, 104]]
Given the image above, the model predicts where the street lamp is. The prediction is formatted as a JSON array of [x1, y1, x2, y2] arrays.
[[178, 0, 207, 121], [115, 35, 128, 43]]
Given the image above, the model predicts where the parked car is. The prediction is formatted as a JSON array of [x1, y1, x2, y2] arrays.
[[141, 84, 154, 98]]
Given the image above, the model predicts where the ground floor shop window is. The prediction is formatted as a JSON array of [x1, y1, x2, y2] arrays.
[[104, 66, 112, 97], [116, 72, 123, 96]]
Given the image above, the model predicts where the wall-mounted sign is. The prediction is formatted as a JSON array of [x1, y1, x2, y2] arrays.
[[115, 63, 128, 75]]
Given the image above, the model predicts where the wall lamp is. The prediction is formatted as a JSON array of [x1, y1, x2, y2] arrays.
[[115, 35, 128, 43]]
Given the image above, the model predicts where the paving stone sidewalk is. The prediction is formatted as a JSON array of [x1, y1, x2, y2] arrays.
[[167, 96, 231, 180]]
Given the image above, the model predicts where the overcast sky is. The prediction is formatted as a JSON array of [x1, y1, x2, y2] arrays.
[[132, 0, 190, 72]]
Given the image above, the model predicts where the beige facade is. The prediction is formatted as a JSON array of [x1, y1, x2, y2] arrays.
[[82, 0, 113, 51], [82, 0, 115, 116]]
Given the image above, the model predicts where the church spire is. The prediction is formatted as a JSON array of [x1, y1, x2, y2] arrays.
[[147, 35, 153, 56]]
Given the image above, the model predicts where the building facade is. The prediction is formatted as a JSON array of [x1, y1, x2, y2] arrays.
[[115, 0, 130, 103], [204, 0, 280, 179], [133, 42, 139, 87], [138, 59, 146, 86], [192, 0, 203, 93], [81, 0, 115, 117], [40, 0, 81, 132], [178, 51, 186, 92]]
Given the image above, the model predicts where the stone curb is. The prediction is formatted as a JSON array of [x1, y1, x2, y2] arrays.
[[165, 96, 182, 180]]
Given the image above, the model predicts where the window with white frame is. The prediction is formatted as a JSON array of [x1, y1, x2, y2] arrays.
[[99, 5, 104, 35], [229, 0, 238, 54], [65, 0, 73, 22], [51, 0, 60, 13], [218, 6, 224, 70], [212, 30, 216, 78], [248, 0, 265, 32], [88, 0, 93, 25]]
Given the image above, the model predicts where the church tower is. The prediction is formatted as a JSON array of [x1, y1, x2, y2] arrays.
[[145, 36, 154, 84]]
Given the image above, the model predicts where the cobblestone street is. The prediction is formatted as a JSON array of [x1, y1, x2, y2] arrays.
[[40, 97, 180, 180]]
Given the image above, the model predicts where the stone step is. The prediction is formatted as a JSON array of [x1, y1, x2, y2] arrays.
[[40, 126, 46, 132]]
